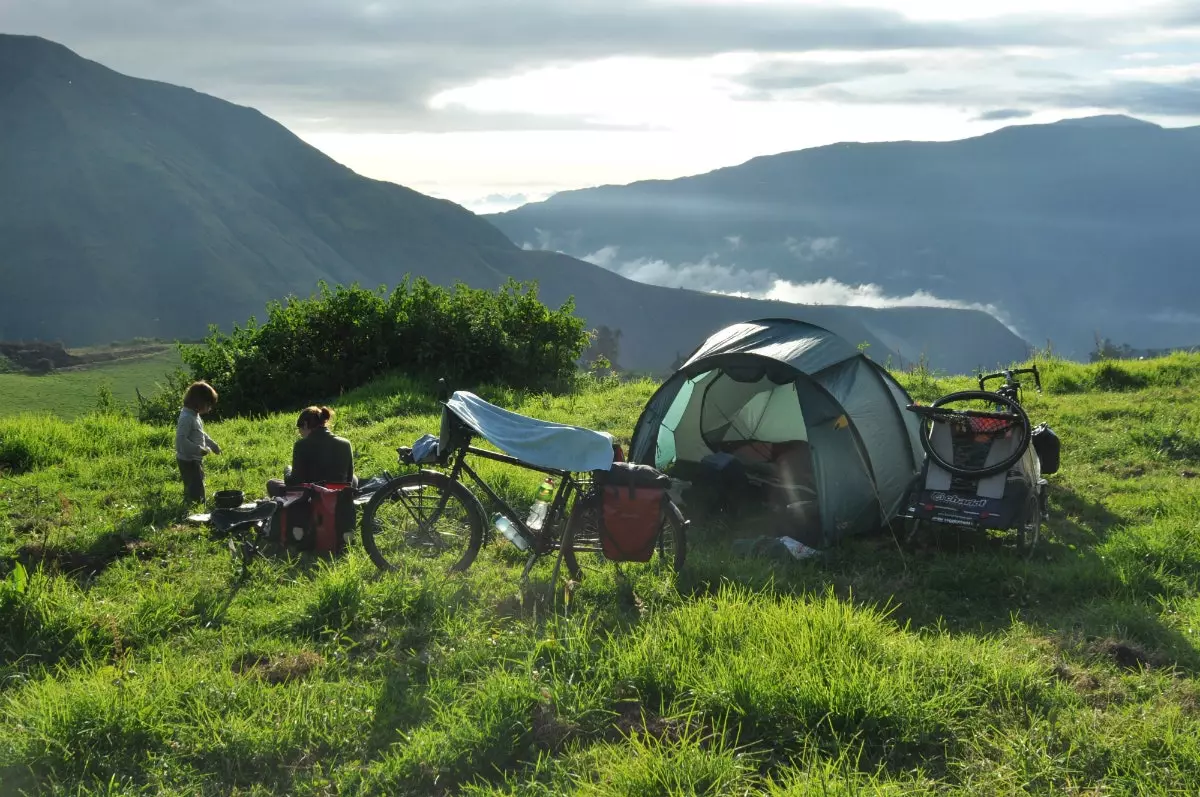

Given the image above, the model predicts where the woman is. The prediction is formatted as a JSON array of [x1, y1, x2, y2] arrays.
[[268, 406, 356, 495]]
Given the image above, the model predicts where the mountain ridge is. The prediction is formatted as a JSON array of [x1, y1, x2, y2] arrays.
[[488, 114, 1200, 357], [0, 34, 1030, 374]]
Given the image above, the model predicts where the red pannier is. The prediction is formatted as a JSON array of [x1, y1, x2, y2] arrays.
[[596, 463, 670, 562], [272, 482, 356, 553]]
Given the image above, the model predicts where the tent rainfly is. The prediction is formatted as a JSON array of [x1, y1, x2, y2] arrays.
[[629, 318, 923, 544]]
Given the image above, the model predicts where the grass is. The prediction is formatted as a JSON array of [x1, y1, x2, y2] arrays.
[[0, 348, 182, 419], [3, 354, 1200, 794]]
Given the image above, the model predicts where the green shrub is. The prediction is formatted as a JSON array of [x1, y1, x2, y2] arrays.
[[135, 367, 194, 425], [172, 277, 589, 417]]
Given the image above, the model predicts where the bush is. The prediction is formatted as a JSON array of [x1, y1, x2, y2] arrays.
[[135, 367, 194, 425], [172, 277, 589, 417]]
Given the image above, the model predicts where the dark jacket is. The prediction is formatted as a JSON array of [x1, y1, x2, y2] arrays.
[[287, 428, 356, 487]]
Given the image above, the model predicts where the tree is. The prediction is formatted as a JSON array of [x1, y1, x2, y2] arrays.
[[587, 325, 623, 371]]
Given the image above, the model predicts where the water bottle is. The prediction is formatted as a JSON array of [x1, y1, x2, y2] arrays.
[[492, 513, 529, 551], [525, 477, 555, 531]]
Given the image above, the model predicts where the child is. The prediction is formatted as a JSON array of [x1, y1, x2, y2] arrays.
[[176, 381, 221, 505]]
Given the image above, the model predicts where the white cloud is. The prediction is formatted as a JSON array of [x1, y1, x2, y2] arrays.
[[755, 277, 1001, 313], [785, 236, 842, 261], [581, 247, 773, 293], [457, 191, 552, 213], [578, 245, 1023, 334], [1107, 62, 1200, 81]]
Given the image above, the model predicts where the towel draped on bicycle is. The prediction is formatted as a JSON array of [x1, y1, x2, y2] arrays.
[[360, 390, 689, 581]]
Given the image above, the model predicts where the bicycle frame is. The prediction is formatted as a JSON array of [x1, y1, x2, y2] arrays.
[[420, 442, 604, 580]]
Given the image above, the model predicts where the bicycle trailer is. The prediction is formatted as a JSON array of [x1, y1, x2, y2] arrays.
[[900, 367, 1058, 555]]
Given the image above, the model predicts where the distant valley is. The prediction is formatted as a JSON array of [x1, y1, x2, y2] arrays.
[[489, 115, 1200, 360]]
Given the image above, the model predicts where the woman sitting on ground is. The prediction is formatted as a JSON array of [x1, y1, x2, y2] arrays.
[[268, 406, 357, 495]]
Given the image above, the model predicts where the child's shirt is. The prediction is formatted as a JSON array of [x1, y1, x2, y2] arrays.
[[175, 408, 219, 461]]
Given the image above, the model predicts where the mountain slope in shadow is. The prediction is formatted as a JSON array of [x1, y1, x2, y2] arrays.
[[0, 34, 1029, 374], [489, 115, 1200, 358]]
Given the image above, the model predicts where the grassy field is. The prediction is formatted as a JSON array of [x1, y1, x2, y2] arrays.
[[3, 355, 1200, 794], [0, 348, 182, 419]]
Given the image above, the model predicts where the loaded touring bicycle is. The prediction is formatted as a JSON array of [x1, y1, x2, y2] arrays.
[[360, 386, 689, 582]]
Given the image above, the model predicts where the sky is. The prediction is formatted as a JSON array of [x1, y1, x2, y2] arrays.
[[6, 0, 1200, 212]]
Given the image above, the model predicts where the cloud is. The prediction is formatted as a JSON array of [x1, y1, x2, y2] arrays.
[[581, 246, 775, 293], [974, 108, 1034, 121], [815, 72, 1200, 119], [6, 0, 1102, 132], [753, 278, 1007, 317], [785, 236, 842, 262], [578, 245, 1020, 332], [733, 58, 910, 98], [458, 191, 553, 213], [1042, 77, 1200, 116]]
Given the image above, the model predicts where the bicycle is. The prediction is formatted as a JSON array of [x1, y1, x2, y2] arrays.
[[359, 391, 688, 582], [900, 365, 1056, 557]]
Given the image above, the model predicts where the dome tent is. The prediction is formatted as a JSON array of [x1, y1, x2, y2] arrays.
[[629, 318, 923, 544]]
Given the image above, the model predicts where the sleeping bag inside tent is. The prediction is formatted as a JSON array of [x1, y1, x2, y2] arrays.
[[629, 318, 923, 545]]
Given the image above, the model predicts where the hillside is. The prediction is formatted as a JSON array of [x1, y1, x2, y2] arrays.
[[4, 355, 1200, 792], [0, 347, 182, 419], [488, 115, 1200, 359], [0, 34, 1029, 374]]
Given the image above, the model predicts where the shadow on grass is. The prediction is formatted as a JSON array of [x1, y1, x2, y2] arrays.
[[13, 491, 184, 583], [676, 488, 1200, 675]]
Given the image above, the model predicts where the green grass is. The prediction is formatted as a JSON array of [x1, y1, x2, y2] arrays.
[[4, 355, 1200, 794], [0, 349, 182, 419]]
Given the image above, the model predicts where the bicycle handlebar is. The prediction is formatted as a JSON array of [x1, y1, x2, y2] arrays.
[[978, 365, 1041, 393]]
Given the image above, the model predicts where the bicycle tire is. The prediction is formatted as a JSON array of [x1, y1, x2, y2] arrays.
[[560, 491, 600, 580], [360, 471, 485, 573], [1017, 487, 1041, 560], [918, 390, 1032, 479]]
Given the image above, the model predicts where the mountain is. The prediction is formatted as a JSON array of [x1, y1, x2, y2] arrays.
[[0, 35, 1029, 375], [488, 116, 1200, 359]]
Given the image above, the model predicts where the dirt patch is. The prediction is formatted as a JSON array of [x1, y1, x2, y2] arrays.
[[18, 537, 157, 579], [1051, 662, 1102, 692], [494, 580, 564, 620], [531, 701, 579, 752], [609, 700, 683, 743], [1099, 462, 1147, 479], [1088, 638, 1158, 671], [232, 651, 326, 684], [0, 340, 80, 371]]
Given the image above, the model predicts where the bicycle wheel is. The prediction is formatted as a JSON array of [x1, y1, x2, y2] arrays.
[[361, 472, 485, 573], [1017, 486, 1042, 560], [913, 390, 1032, 479], [561, 491, 602, 580], [655, 504, 688, 573]]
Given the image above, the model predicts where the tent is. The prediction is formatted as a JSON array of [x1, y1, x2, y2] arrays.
[[629, 318, 923, 544]]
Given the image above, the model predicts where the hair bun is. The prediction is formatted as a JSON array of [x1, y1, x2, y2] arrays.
[[320, 407, 333, 421]]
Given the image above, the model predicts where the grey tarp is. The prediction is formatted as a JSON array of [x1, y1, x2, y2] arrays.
[[630, 318, 921, 543]]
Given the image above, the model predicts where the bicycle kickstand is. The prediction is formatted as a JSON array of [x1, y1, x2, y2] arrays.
[[519, 551, 538, 583]]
